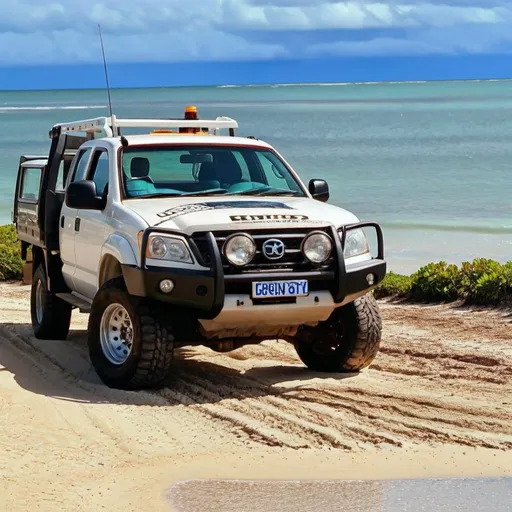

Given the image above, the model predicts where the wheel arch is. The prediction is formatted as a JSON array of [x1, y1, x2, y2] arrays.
[[98, 233, 139, 289], [98, 254, 123, 289]]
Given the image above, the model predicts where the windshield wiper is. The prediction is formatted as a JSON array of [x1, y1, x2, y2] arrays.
[[179, 188, 229, 197], [224, 187, 271, 196], [148, 187, 297, 199], [256, 190, 298, 196], [144, 188, 229, 198], [225, 187, 298, 197]]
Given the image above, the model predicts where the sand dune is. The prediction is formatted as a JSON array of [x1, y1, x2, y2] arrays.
[[0, 282, 511, 511]]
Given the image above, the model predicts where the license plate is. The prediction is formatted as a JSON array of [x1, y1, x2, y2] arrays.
[[252, 280, 309, 298]]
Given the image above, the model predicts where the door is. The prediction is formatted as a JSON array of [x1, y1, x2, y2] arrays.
[[16, 164, 44, 246], [59, 147, 93, 290], [73, 148, 110, 300]]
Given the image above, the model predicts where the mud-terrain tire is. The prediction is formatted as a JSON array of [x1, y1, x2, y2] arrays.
[[293, 293, 382, 372], [87, 277, 175, 390], [30, 263, 72, 340]]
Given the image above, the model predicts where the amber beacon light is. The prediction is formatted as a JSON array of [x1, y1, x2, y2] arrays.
[[180, 105, 199, 133], [184, 105, 198, 119]]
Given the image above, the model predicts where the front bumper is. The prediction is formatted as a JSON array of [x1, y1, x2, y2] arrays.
[[122, 223, 387, 320]]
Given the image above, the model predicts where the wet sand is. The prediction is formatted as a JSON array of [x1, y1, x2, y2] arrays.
[[167, 477, 512, 512]]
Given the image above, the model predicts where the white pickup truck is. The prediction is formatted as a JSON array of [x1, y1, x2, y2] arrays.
[[13, 107, 387, 390]]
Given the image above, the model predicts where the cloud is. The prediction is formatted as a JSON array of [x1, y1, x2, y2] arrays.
[[0, 0, 511, 65], [308, 23, 512, 56], [225, 1, 507, 30]]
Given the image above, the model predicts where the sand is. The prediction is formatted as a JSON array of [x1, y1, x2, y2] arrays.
[[0, 281, 511, 511]]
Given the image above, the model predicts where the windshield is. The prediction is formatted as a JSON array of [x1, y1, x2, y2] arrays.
[[120, 145, 306, 199]]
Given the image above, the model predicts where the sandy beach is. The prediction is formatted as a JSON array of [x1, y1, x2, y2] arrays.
[[0, 281, 511, 511]]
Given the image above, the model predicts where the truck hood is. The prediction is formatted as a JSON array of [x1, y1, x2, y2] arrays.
[[124, 196, 360, 234]]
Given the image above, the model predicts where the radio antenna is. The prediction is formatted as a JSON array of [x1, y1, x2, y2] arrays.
[[98, 24, 113, 118]]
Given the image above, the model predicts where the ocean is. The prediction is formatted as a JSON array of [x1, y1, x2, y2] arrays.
[[1, 80, 510, 274]]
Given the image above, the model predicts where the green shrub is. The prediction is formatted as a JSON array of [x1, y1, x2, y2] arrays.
[[459, 258, 512, 305], [0, 224, 17, 245], [373, 271, 412, 299], [410, 261, 461, 302], [378, 258, 512, 306], [0, 224, 22, 280], [0, 244, 23, 280]]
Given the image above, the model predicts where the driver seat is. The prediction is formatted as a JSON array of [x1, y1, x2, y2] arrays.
[[125, 157, 157, 197], [197, 162, 221, 189], [199, 153, 246, 189]]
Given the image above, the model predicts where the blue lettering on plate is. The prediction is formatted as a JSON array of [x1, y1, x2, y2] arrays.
[[253, 280, 308, 298]]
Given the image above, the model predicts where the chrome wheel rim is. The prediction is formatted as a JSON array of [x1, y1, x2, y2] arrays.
[[35, 279, 44, 325], [99, 303, 134, 365]]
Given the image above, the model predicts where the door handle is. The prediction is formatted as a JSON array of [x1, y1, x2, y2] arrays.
[[60, 216, 65, 228], [74, 217, 81, 232]]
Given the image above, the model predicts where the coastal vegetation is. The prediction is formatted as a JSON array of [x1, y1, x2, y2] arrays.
[[0, 224, 23, 280], [375, 259, 512, 306], [1, 223, 511, 306]]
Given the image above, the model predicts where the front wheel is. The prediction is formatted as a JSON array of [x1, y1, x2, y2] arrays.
[[87, 277, 175, 390], [293, 293, 382, 372], [30, 263, 72, 340]]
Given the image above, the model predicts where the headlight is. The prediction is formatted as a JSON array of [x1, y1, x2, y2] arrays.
[[302, 232, 332, 264], [343, 229, 370, 259], [223, 233, 256, 267], [145, 234, 193, 263]]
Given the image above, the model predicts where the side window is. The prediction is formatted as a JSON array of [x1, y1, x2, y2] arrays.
[[88, 149, 109, 196], [69, 148, 92, 184], [20, 167, 42, 201]]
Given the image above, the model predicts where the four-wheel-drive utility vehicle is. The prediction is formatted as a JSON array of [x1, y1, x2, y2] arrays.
[[13, 106, 387, 390]]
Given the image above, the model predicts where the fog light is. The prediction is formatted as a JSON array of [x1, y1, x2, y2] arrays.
[[366, 273, 375, 286], [196, 285, 207, 297], [159, 279, 175, 294]]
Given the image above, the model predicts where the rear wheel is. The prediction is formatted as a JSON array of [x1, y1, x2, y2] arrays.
[[87, 277, 175, 390], [30, 263, 72, 340], [293, 293, 382, 372]]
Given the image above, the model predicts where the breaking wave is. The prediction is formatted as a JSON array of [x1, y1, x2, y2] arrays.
[[216, 79, 512, 89], [382, 221, 512, 235], [0, 105, 107, 112]]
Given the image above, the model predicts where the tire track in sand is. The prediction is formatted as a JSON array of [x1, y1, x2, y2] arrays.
[[1, 282, 511, 453], [141, 301, 512, 451]]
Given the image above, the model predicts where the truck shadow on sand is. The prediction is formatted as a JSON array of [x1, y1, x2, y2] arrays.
[[0, 323, 359, 407]]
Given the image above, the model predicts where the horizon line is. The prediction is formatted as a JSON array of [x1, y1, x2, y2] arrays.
[[1, 76, 512, 93]]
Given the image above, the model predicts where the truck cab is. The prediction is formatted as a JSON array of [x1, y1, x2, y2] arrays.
[[13, 107, 387, 390]]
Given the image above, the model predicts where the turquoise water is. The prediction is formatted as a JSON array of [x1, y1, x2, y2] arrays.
[[1, 80, 511, 273]]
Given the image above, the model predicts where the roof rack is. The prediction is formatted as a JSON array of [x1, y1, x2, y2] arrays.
[[49, 113, 239, 139]]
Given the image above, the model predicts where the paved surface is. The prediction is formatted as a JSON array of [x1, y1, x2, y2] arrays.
[[167, 477, 512, 512]]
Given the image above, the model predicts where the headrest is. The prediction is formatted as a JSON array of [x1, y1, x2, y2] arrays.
[[130, 157, 150, 178]]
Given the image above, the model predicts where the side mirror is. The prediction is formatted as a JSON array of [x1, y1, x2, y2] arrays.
[[308, 179, 329, 202], [66, 180, 105, 210]]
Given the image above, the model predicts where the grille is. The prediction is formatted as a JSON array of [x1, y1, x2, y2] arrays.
[[190, 227, 336, 274]]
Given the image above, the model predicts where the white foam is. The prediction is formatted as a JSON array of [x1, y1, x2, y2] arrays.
[[0, 105, 107, 112], [215, 79, 512, 89]]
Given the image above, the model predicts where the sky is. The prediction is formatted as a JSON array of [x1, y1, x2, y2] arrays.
[[1, 0, 512, 89]]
